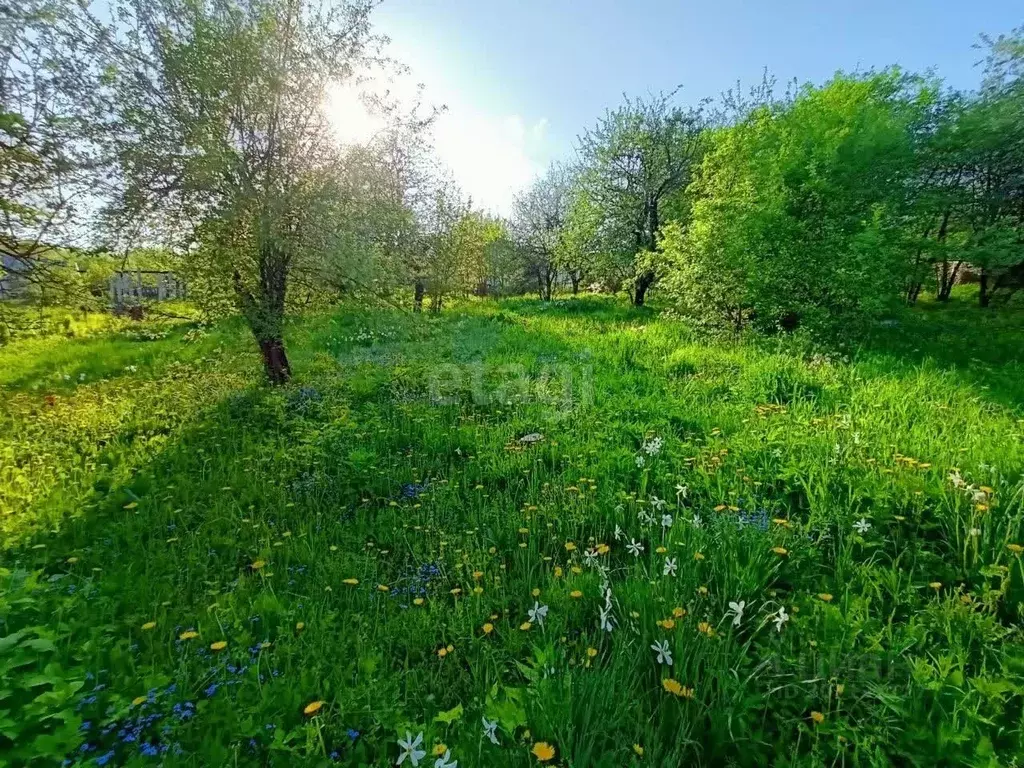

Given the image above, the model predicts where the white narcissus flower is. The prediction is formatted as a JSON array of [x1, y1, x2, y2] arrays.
[[599, 605, 614, 632], [691, 513, 703, 528], [433, 750, 457, 768], [774, 607, 789, 632], [727, 600, 746, 627], [663, 557, 678, 577], [481, 718, 499, 745], [528, 601, 548, 626], [614, 524, 624, 541], [853, 518, 871, 534], [651, 639, 673, 665], [661, 514, 673, 529], [650, 495, 667, 510], [627, 539, 644, 557], [397, 731, 426, 766]]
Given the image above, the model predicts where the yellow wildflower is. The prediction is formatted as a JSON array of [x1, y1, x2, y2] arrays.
[[210, 641, 227, 651], [531, 742, 556, 762], [303, 701, 324, 716]]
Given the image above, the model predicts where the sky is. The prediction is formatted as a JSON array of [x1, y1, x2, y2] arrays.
[[331, 0, 1022, 214]]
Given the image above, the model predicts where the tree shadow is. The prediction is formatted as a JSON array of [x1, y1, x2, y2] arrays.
[[857, 294, 1024, 411]]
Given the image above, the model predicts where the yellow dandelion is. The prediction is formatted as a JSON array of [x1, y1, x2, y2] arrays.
[[697, 621, 714, 636], [342, 578, 359, 585], [450, 587, 462, 596], [433, 744, 448, 756], [772, 547, 788, 556], [482, 623, 494, 635], [132, 696, 147, 706], [520, 621, 532, 631], [295, 622, 305, 632], [586, 647, 598, 658], [818, 593, 833, 602], [472, 571, 484, 580], [531, 588, 540, 597], [660, 618, 676, 630], [633, 743, 644, 757], [662, 678, 694, 698], [655, 545, 667, 554], [672, 607, 686, 618], [554, 566, 563, 578], [377, 584, 389, 592], [531, 742, 556, 762], [437, 647, 448, 658], [596, 544, 610, 555], [570, 590, 583, 599], [565, 542, 577, 551], [694, 552, 705, 561], [303, 700, 324, 716], [413, 597, 425, 606], [929, 581, 942, 590], [571, 566, 583, 575], [473, 586, 483, 595], [178, 630, 198, 641], [697, 586, 708, 595], [140, 621, 157, 631], [210, 641, 227, 651], [810, 711, 825, 724], [1008, 544, 1023, 555], [251, 560, 266, 570]]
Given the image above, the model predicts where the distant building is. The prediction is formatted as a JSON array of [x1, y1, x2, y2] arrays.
[[109, 270, 186, 305]]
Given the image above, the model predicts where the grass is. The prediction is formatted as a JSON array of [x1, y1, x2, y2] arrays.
[[1, 291, 1023, 767]]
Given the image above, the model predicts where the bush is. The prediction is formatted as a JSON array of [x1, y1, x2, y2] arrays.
[[660, 71, 930, 340]]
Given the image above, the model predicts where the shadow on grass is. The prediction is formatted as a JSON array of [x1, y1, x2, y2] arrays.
[[0, 316, 252, 393], [859, 293, 1024, 411]]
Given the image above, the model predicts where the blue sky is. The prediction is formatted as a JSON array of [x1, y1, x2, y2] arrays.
[[356, 0, 1022, 212]]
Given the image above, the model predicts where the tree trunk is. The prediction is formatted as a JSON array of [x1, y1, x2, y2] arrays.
[[935, 211, 955, 301], [258, 335, 291, 385], [430, 292, 443, 313], [979, 269, 991, 307], [570, 272, 581, 295], [633, 271, 655, 306], [413, 279, 425, 312]]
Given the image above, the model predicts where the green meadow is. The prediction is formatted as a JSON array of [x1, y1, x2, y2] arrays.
[[2, 293, 1023, 766]]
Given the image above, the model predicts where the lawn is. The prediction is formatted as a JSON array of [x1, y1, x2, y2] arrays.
[[2, 294, 1023, 767]]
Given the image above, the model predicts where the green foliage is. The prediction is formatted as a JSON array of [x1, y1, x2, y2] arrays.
[[662, 72, 933, 337]]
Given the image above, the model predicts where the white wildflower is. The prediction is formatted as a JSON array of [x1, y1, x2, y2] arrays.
[[627, 539, 644, 557], [528, 601, 548, 626], [433, 749, 457, 768], [663, 557, 678, 577], [853, 518, 871, 534], [726, 600, 746, 628], [481, 718, 498, 745], [397, 732, 426, 766], [774, 607, 789, 632], [651, 639, 673, 665], [661, 514, 673, 529]]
